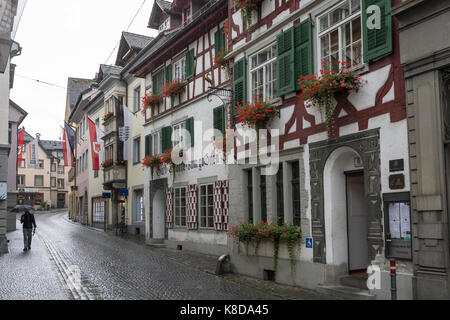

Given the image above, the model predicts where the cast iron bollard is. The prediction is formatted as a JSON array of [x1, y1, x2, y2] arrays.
[[390, 259, 397, 300]]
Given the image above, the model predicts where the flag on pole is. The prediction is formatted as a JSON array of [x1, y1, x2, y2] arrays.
[[62, 128, 74, 167], [119, 104, 132, 161], [88, 117, 101, 170], [17, 129, 24, 166], [64, 122, 76, 165], [26, 136, 38, 169]]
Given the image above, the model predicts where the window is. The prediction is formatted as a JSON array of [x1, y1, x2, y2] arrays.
[[17, 175, 25, 187], [51, 177, 56, 188], [184, 7, 192, 24], [260, 174, 267, 222], [38, 160, 44, 169], [19, 159, 25, 168], [173, 56, 186, 81], [199, 184, 214, 228], [58, 165, 64, 174], [93, 200, 105, 223], [291, 161, 301, 226], [159, 18, 170, 32], [133, 86, 141, 112], [85, 151, 88, 170], [276, 164, 284, 225], [51, 163, 56, 172], [135, 190, 144, 222], [57, 151, 64, 160], [133, 137, 141, 164], [172, 122, 186, 148], [105, 145, 114, 162], [250, 44, 277, 101], [35, 175, 43, 187], [174, 187, 187, 227], [152, 69, 165, 94], [58, 179, 64, 189], [247, 170, 253, 223], [152, 132, 160, 155], [81, 153, 85, 172], [318, 0, 362, 72], [8, 122, 12, 144]]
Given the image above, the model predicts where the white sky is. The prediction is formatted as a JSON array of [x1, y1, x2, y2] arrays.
[[10, 0, 159, 141]]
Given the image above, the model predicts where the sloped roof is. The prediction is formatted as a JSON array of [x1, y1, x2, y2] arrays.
[[39, 140, 63, 151], [122, 32, 153, 50], [23, 131, 34, 143], [148, 0, 181, 29], [67, 78, 92, 109]]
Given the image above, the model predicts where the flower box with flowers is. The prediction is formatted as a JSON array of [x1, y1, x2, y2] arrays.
[[160, 147, 184, 181], [214, 49, 230, 77], [141, 93, 161, 119], [103, 112, 114, 123], [142, 154, 162, 178], [161, 79, 187, 106], [232, 0, 263, 30], [297, 60, 366, 138], [229, 221, 302, 280], [101, 159, 114, 169]]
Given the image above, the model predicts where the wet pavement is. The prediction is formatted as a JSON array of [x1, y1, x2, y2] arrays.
[[0, 212, 338, 300]]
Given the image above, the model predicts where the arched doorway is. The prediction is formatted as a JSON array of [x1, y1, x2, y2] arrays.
[[323, 146, 368, 273]]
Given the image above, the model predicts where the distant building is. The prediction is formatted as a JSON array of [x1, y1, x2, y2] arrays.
[[17, 132, 70, 210]]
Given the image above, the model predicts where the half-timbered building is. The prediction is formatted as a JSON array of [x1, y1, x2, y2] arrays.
[[226, 0, 412, 299]]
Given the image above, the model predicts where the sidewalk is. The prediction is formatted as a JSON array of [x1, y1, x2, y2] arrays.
[[0, 224, 72, 300]]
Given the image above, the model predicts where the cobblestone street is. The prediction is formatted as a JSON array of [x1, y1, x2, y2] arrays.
[[0, 211, 338, 300]]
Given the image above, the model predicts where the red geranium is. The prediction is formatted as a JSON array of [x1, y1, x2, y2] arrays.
[[161, 79, 186, 98], [236, 97, 278, 129]]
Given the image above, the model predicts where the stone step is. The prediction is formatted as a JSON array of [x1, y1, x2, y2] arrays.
[[317, 285, 376, 300], [340, 275, 368, 289]]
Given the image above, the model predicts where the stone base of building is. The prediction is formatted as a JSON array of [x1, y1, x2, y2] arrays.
[[0, 235, 8, 254], [164, 239, 228, 257], [7, 212, 16, 232]]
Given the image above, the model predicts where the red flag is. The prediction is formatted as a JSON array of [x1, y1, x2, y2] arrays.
[[17, 129, 24, 166], [88, 118, 100, 170]]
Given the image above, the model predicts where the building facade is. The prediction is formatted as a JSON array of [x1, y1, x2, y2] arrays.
[[393, 0, 450, 300]]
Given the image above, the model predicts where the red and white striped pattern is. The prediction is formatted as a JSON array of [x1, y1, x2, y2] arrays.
[[166, 187, 174, 229], [187, 184, 198, 230], [214, 180, 229, 231]]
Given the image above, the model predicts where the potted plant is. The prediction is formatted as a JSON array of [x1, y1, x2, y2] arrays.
[[101, 158, 114, 169], [141, 93, 161, 120], [236, 97, 278, 162], [229, 220, 302, 281], [232, 0, 262, 30], [141, 154, 162, 179], [298, 60, 366, 138], [161, 79, 187, 106], [103, 112, 114, 122], [160, 147, 184, 182], [214, 48, 230, 77]]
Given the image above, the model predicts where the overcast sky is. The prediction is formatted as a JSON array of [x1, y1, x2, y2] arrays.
[[10, 0, 158, 141]]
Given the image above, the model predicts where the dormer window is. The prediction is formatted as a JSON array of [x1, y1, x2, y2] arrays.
[[159, 18, 170, 32], [184, 7, 191, 24]]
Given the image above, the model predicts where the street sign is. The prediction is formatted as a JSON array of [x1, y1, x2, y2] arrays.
[[102, 192, 111, 199], [306, 238, 313, 249], [119, 189, 129, 197]]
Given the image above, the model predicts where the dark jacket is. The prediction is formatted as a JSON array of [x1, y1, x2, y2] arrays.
[[21, 213, 37, 229]]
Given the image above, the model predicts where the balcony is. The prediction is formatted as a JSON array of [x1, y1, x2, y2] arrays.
[[103, 165, 126, 190], [103, 114, 117, 137]]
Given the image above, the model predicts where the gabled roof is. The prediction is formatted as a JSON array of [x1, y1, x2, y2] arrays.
[[23, 131, 34, 143], [67, 78, 92, 110], [115, 32, 153, 66], [148, 0, 181, 29], [39, 140, 63, 152], [97, 64, 123, 83]]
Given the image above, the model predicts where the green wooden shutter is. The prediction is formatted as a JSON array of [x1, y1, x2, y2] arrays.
[[294, 19, 314, 91], [215, 28, 225, 55], [213, 105, 225, 134], [185, 117, 194, 147], [185, 49, 195, 79], [362, 0, 393, 62], [233, 58, 247, 116], [145, 134, 152, 156], [276, 27, 295, 96], [161, 126, 173, 152], [165, 64, 172, 83]]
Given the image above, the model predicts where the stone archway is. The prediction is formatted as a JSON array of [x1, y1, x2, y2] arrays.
[[309, 128, 383, 264], [149, 178, 168, 243]]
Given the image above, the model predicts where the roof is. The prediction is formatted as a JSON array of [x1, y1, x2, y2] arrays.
[[39, 140, 63, 151], [23, 131, 34, 143], [122, 32, 153, 50], [148, 0, 181, 29], [67, 78, 92, 109]]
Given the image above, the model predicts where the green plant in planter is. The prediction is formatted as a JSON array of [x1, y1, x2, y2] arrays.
[[232, 0, 261, 30], [228, 221, 257, 256], [141, 93, 161, 121], [298, 60, 366, 138], [280, 224, 302, 281], [161, 79, 186, 107]]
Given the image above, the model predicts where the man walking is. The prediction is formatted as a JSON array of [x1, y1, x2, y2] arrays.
[[20, 210, 37, 251]]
